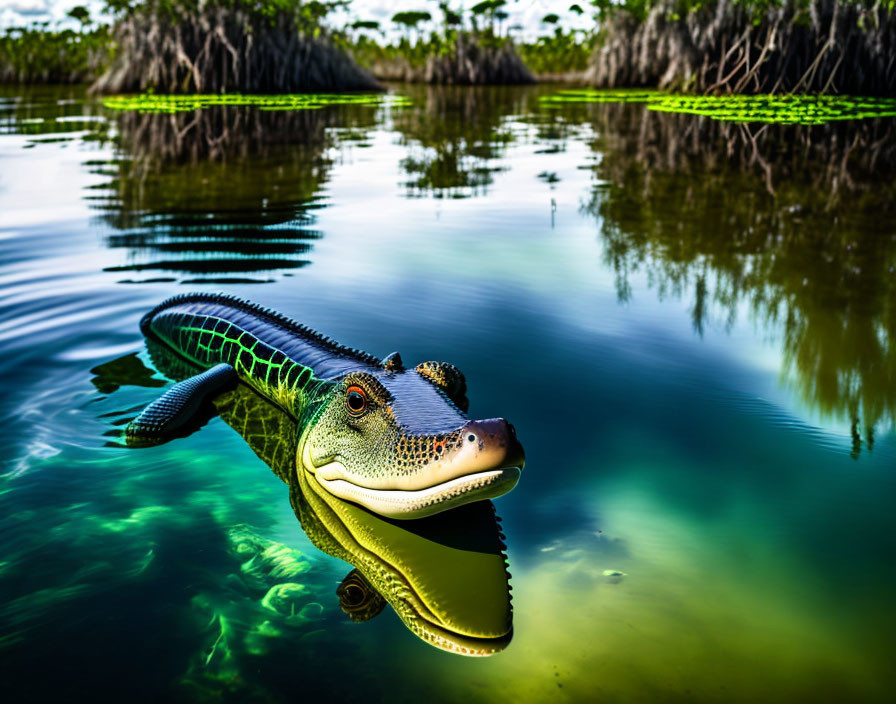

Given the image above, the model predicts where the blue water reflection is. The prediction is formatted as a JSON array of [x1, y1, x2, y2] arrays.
[[0, 84, 894, 702]]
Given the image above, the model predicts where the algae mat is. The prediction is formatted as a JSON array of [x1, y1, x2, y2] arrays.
[[541, 90, 896, 125], [102, 93, 411, 113]]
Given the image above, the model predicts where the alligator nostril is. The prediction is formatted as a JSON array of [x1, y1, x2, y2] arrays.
[[507, 423, 516, 439]]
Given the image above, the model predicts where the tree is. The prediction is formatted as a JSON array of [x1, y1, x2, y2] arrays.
[[392, 10, 432, 42], [495, 9, 508, 35], [351, 20, 380, 31], [439, 2, 462, 29], [67, 5, 91, 29], [471, 0, 506, 34], [349, 19, 380, 41]]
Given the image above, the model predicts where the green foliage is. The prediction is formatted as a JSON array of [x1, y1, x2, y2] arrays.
[[518, 27, 592, 74], [67, 5, 92, 26], [440, 2, 462, 26], [103, 1, 346, 32], [351, 0, 520, 72], [471, 0, 506, 16], [351, 31, 454, 69], [0, 24, 111, 84], [391, 10, 433, 29], [350, 0, 591, 76], [513, 2, 598, 75]]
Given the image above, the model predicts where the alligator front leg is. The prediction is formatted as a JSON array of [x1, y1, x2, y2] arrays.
[[126, 363, 238, 446]]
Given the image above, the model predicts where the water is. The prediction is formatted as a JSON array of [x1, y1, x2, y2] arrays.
[[1, 84, 894, 702]]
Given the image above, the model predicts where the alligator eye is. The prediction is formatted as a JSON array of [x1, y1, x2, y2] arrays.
[[346, 385, 367, 416]]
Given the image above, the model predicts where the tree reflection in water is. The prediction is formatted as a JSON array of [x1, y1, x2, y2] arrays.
[[579, 103, 896, 456], [393, 85, 536, 198], [91, 104, 377, 283]]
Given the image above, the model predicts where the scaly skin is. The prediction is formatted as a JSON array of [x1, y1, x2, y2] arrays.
[[140, 293, 524, 519], [212, 382, 513, 655]]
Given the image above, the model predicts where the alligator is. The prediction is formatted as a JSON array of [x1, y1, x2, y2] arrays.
[[211, 381, 513, 655], [129, 293, 524, 519]]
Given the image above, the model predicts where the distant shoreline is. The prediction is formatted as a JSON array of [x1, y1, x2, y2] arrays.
[[2, 0, 893, 96]]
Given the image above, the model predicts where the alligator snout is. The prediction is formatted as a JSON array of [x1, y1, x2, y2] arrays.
[[459, 418, 525, 472], [305, 414, 524, 519]]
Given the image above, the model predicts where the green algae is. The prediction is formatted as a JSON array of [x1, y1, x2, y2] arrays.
[[651, 94, 896, 124], [102, 92, 411, 114], [540, 89, 662, 105], [540, 90, 896, 125]]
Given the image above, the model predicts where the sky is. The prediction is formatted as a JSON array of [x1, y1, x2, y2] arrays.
[[0, 1, 595, 40]]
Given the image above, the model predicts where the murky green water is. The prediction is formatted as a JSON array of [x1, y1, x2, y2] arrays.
[[1, 84, 894, 702]]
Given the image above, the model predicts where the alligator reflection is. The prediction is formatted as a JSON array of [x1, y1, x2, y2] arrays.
[[579, 103, 896, 455], [210, 382, 514, 656], [91, 104, 375, 284]]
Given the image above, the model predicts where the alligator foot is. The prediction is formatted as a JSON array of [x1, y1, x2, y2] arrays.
[[126, 363, 238, 446]]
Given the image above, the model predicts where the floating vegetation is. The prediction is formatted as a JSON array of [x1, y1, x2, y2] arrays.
[[650, 95, 896, 125], [540, 89, 662, 105], [102, 93, 410, 114], [541, 90, 896, 125]]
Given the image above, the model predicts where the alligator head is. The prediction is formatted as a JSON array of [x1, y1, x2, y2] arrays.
[[299, 353, 525, 519]]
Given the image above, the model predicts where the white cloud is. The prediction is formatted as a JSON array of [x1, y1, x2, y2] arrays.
[[1, 0, 52, 16], [0, 0, 106, 28]]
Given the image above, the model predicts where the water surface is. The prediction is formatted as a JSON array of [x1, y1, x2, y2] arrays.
[[1, 84, 894, 702]]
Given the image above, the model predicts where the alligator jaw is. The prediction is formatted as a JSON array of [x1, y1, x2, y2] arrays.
[[300, 438, 521, 519], [312, 465, 521, 519]]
